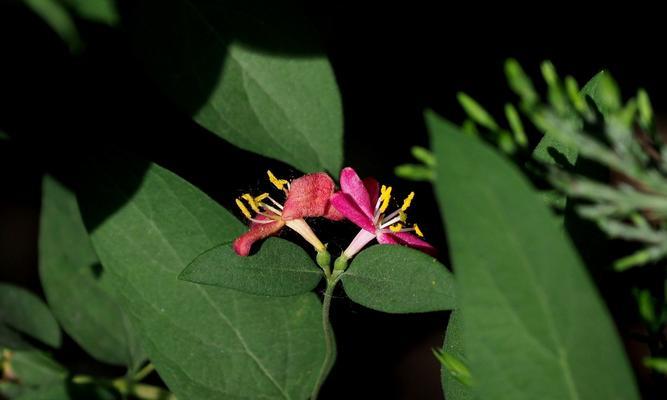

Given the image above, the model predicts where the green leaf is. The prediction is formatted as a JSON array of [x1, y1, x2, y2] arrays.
[[39, 176, 145, 369], [180, 238, 323, 296], [131, 0, 343, 175], [504, 104, 527, 147], [341, 245, 455, 313], [24, 0, 82, 52], [533, 71, 606, 167], [0, 325, 33, 350], [78, 158, 325, 399], [0, 283, 61, 348], [440, 311, 473, 400], [61, 0, 119, 26], [428, 111, 640, 400], [504, 59, 538, 108], [457, 92, 499, 131], [644, 357, 667, 374], [11, 351, 67, 386], [394, 164, 434, 182], [10, 381, 117, 400]]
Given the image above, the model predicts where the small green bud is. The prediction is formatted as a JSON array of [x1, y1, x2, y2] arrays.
[[333, 255, 349, 273], [316, 249, 331, 270], [433, 349, 472, 387]]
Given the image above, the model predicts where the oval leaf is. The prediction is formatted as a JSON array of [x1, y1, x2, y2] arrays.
[[131, 0, 343, 175], [180, 238, 322, 297], [39, 176, 145, 369], [10, 351, 67, 386], [441, 311, 474, 400], [77, 157, 325, 400], [0, 283, 61, 348], [429, 111, 639, 400], [341, 245, 456, 313]]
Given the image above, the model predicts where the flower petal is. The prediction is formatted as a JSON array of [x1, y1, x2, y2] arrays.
[[378, 231, 436, 256], [233, 217, 286, 256], [340, 167, 374, 215], [282, 173, 340, 220], [330, 192, 376, 232]]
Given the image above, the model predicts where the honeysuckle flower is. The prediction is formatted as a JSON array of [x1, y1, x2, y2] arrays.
[[233, 170, 343, 256], [331, 167, 435, 260]]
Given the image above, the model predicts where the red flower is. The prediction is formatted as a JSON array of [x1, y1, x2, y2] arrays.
[[233, 171, 343, 256], [330, 167, 435, 258]]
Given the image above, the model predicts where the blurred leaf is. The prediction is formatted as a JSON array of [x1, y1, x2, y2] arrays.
[[0, 283, 61, 348], [636, 289, 656, 325], [78, 159, 325, 399], [440, 311, 473, 400], [394, 164, 434, 181], [411, 146, 436, 167], [533, 71, 606, 167], [457, 93, 498, 131], [595, 73, 622, 114], [504, 58, 538, 108], [341, 245, 455, 313], [24, 0, 82, 52], [61, 0, 119, 26], [541, 61, 567, 114], [11, 381, 118, 400], [428, 111, 640, 400], [637, 88, 654, 131], [504, 104, 527, 147], [11, 351, 67, 386], [0, 325, 33, 350], [131, 0, 343, 175], [39, 176, 145, 370], [644, 357, 667, 374], [180, 238, 323, 296]]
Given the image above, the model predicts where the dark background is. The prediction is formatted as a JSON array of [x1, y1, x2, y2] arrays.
[[1, 1, 665, 399]]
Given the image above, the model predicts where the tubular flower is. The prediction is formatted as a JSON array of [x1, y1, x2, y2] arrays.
[[331, 167, 435, 259], [233, 170, 343, 256]]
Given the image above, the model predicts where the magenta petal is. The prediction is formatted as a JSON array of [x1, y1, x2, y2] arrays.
[[233, 218, 286, 256], [340, 167, 373, 215], [363, 177, 380, 205], [378, 231, 437, 256], [330, 192, 376, 232]]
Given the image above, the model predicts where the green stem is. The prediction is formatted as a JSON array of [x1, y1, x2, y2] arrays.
[[310, 277, 340, 400], [133, 363, 156, 381]]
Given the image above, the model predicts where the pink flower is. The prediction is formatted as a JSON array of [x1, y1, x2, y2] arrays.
[[233, 171, 343, 256], [331, 167, 435, 259]]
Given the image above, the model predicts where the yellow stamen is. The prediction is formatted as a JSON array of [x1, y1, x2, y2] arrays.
[[389, 223, 402, 232], [399, 210, 408, 222], [401, 191, 415, 211], [379, 186, 392, 213], [241, 193, 260, 213], [254, 193, 269, 202], [414, 224, 424, 237], [235, 198, 252, 219], [267, 170, 289, 190]]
